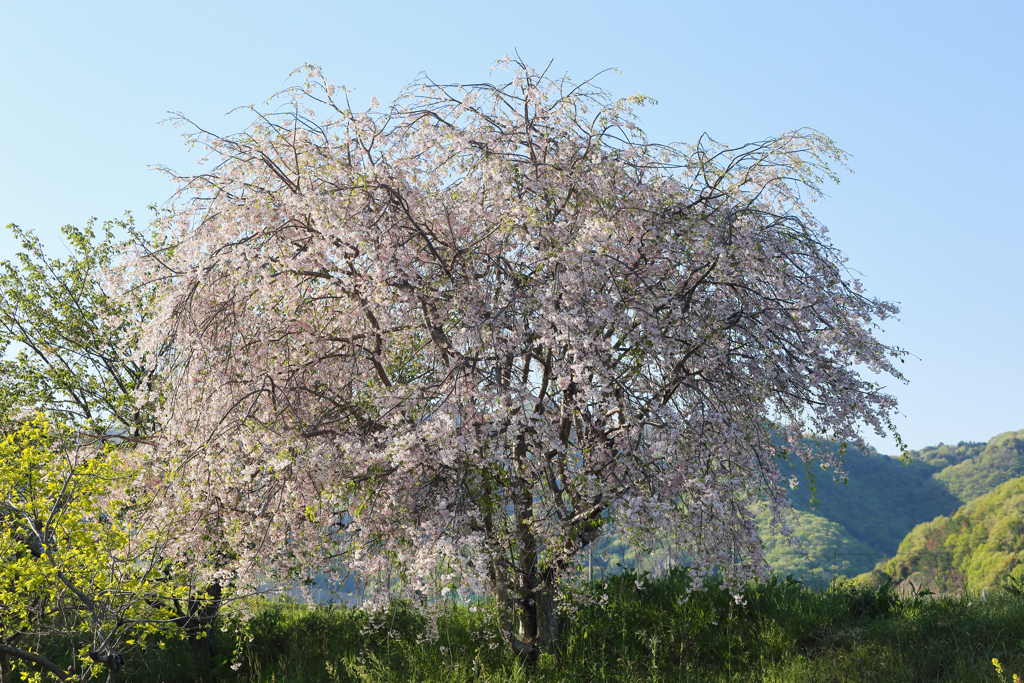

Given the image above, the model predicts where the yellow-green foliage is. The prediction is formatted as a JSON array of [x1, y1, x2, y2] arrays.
[[0, 415, 182, 681], [756, 508, 881, 581], [871, 475, 1024, 592], [933, 431, 1024, 504]]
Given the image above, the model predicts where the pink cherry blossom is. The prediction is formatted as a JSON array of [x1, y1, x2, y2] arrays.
[[122, 57, 905, 658]]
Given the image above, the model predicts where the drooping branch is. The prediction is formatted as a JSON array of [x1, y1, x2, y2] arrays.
[[0, 644, 70, 682], [122, 56, 904, 656]]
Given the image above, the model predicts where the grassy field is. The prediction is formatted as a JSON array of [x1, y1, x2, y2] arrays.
[[131, 570, 1024, 683]]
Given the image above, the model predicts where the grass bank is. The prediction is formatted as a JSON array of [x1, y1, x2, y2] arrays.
[[135, 570, 1024, 683]]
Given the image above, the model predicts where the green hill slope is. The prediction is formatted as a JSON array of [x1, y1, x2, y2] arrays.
[[587, 430, 1024, 583], [779, 431, 1024, 559], [932, 431, 1024, 503], [863, 476, 1024, 592], [781, 442, 960, 556], [756, 508, 881, 581], [907, 440, 986, 470]]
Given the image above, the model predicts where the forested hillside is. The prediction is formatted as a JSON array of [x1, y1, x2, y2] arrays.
[[754, 508, 879, 580], [909, 440, 986, 470], [932, 431, 1024, 502], [865, 476, 1024, 592], [759, 431, 1024, 580], [779, 442, 959, 555]]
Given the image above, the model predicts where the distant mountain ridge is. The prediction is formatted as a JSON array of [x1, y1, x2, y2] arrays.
[[563, 430, 1024, 583], [931, 431, 1024, 503], [780, 443, 960, 555], [907, 440, 986, 470]]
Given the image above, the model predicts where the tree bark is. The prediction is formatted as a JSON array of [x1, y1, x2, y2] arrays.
[[508, 476, 561, 660], [531, 570, 560, 651], [170, 581, 221, 677]]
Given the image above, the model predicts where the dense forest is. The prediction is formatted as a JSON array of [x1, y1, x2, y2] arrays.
[[754, 508, 878, 579], [758, 430, 1024, 584], [931, 432, 1024, 502], [865, 475, 1024, 591], [779, 442, 960, 554]]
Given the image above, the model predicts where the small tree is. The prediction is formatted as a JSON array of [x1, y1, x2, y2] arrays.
[[0, 218, 168, 442], [0, 222, 229, 678], [127, 58, 906, 657], [0, 416, 187, 683]]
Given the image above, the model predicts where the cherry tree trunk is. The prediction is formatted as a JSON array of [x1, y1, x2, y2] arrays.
[[509, 481, 561, 658], [518, 572, 560, 652]]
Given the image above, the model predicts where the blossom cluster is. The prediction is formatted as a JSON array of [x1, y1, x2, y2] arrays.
[[120, 58, 904, 642]]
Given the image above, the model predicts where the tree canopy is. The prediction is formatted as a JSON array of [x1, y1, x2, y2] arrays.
[[0, 416, 186, 683], [0, 220, 230, 682], [0, 218, 158, 440], [121, 58, 906, 656]]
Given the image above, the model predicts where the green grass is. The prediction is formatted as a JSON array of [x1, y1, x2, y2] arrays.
[[128, 570, 1024, 683]]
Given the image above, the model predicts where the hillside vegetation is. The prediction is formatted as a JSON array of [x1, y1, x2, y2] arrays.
[[865, 475, 1024, 592], [932, 431, 1024, 503], [909, 440, 986, 470], [755, 508, 879, 580], [779, 442, 959, 555], [759, 431, 1024, 580]]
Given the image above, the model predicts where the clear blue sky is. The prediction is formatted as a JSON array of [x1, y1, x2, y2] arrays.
[[1, 0, 1020, 454]]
